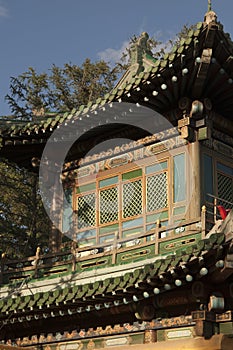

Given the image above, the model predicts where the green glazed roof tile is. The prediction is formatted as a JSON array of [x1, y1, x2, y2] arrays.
[[65, 290, 77, 301], [130, 77, 136, 85], [104, 93, 110, 100], [103, 278, 111, 289], [36, 291, 49, 307], [152, 66, 159, 74], [117, 89, 125, 98], [108, 94, 116, 102], [177, 46, 185, 54], [79, 105, 85, 112], [100, 99, 107, 106], [2, 298, 13, 312], [171, 45, 178, 53], [203, 238, 213, 250], [188, 30, 194, 38], [146, 66, 153, 73], [76, 285, 89, 298], [196, 22, 203, 29], [52, 289, 61, 298], [94, 284, 106, 295], [28, 298, 37, 308], [83, 107, 90, 114], [216, 232, 225, 245], [197, 240, 205, 250], [85, 286, 97, 298], [56, 292, 67, 303], [179, 39, 185, 46], [129, 273, 141, 284], [86, 101, 93, 108], [0, 299, 5, 309], [74, 110, 81, 117], [125, 83, 132, 91], [55, 115, 61, 122], [9, 297, 21, 312], [194, 29, 201, 37], [185, 37, 192, 45], [91, 103, 98, 110], [95, 98, 102, 105], [17, 295, 31, 310], [209, 233, 218, 244], [160, 60, 168, 68], [134, 78, 142, 85]]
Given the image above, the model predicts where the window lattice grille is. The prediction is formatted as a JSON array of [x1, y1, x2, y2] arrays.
[[147, 172, 168, 212], [217, 173, 233, 206], [77, 193, 96, 229], [123, 180, 142, 218], [100, 187, 118, 224]]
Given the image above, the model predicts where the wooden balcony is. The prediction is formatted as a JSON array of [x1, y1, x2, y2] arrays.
[[0, 212, 212, 286]]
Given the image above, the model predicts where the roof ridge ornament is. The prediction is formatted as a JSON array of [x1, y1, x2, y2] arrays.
[[208, 0, 212, 12], [204, 9, 217, 25], [129, 32, 153, 66]]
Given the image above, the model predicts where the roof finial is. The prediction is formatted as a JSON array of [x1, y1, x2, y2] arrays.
[[208, 0, 212, 12], [204, 0, 217, 25]]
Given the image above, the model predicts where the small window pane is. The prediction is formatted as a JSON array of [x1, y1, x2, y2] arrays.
[[77, 183, 95, 194], [146, 161, 167, 175], [174, 153, 186, 202], [62, 188, 73, 233], [122, 217, 143, 229], [99, 223, 119, 235], [146, 211, 168, 223], [99, 234, 115, 243], [122, 227, 143, 237], [217, 162, 233, 176], [78, 239, 96, 247], [99, 176, 118, 188], [173, 206, 186, 216], [76, 229, 96, 242], [122, 169, 142, 181]]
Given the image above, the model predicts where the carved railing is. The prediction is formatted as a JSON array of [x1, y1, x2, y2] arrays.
[[0, 214, 207, 286]]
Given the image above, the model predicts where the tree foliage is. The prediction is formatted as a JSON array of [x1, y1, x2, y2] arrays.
[[5, 59, 119, 120], [0, 160, 51, 258]]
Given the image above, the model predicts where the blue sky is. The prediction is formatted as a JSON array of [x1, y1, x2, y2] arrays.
[[0, 0, 233, 116]]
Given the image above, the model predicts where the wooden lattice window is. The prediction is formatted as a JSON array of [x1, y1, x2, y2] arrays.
[[146, 172, 168, 212], [217, 164, 233, 205], [99, 186, 119, 224], [123, 179, 142, 218], [145, 161, 168, 213], [77, 192, 96, 229]]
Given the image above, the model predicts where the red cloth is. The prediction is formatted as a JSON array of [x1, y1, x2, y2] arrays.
[[217, 205, 229, 220]]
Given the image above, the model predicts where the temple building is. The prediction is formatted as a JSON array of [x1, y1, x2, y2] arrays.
[[0, 6, 233, 350]]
